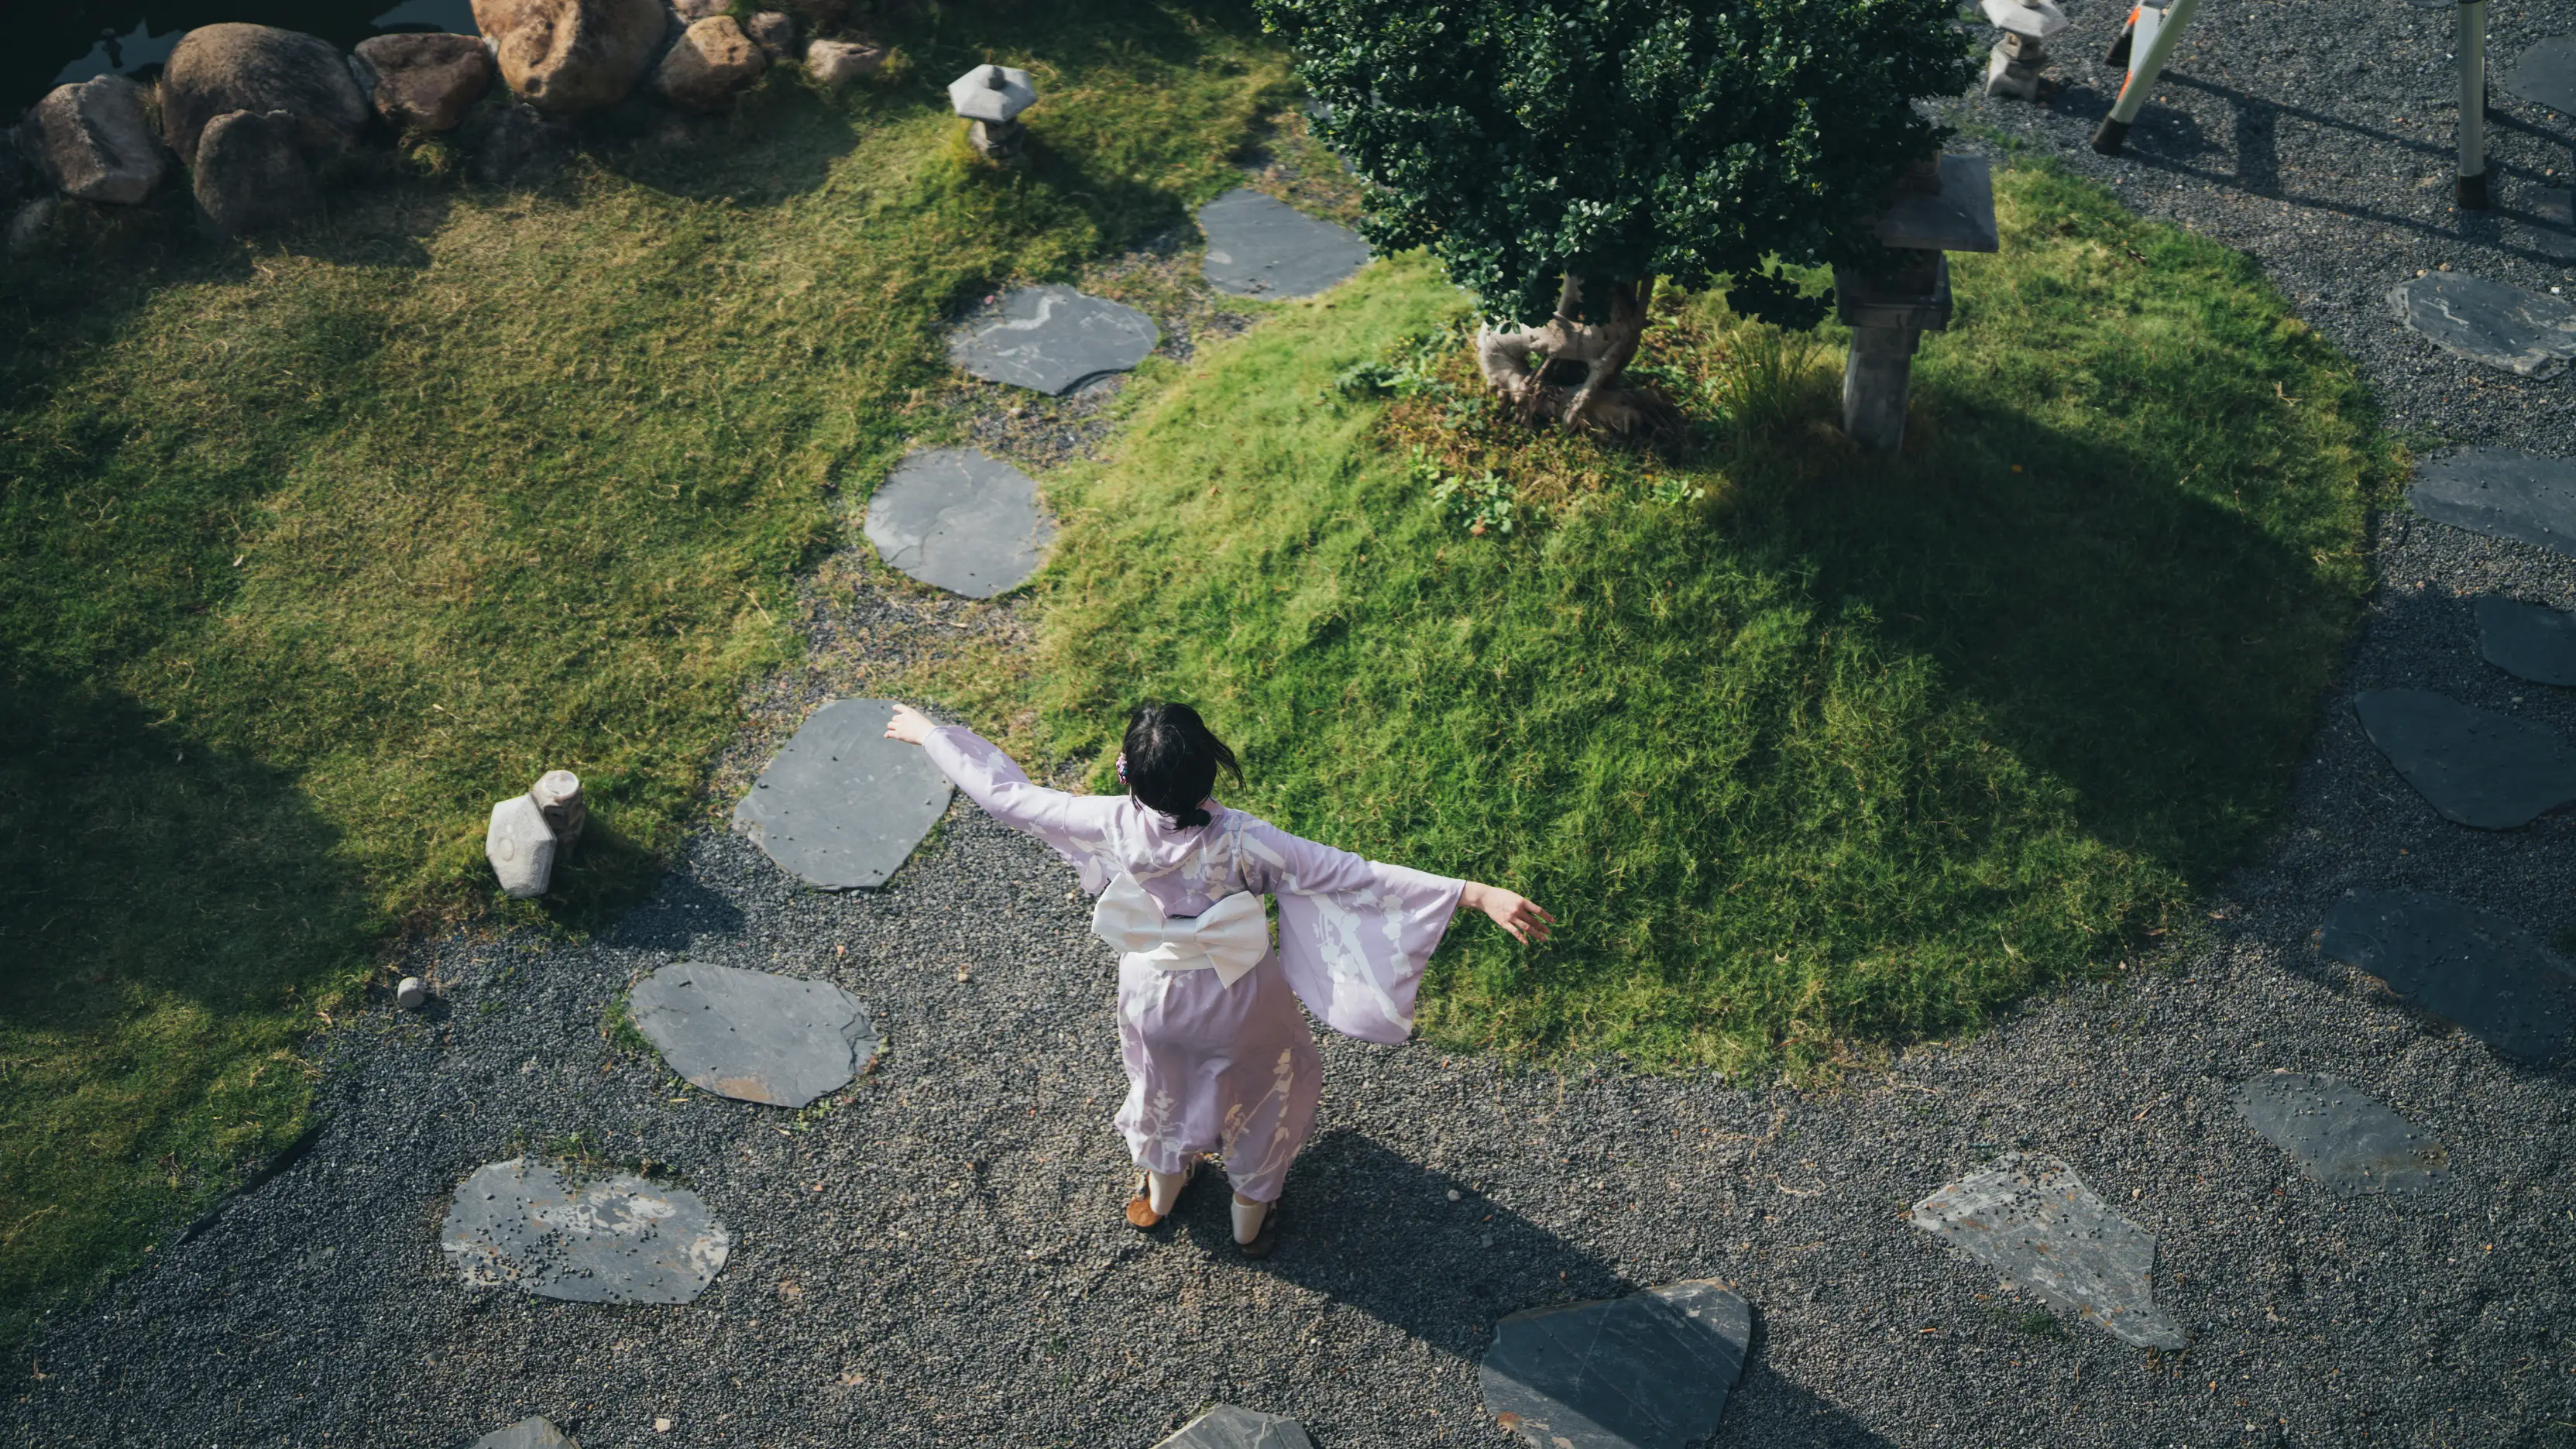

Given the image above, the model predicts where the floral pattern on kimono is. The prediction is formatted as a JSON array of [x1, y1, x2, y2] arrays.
[[919, 726, 1465, 1201]]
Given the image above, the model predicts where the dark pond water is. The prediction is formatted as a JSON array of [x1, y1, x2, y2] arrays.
[[15, 0, 479, 115]]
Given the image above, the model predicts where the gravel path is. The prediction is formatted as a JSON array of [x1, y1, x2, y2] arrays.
[[14, 16, 2576, 1446]]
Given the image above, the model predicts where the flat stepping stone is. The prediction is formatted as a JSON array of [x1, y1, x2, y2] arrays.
[[1479, 1279, 1750, 1449], [471, 1419, 579, 1449], [2387, 273, 2576, 379], [2352, 688, 2576, 829], [1909, 1152, 2185, 1349], [946, 283, 1158, 395], [1197, 188, 1369, 298], [2476, 596, 2576, 685], [732, 697, 952, 890], [864, 448, 1053, 599], [2321, 890, 2573, 1063], [2412, 449, 2576, 557], [630, 962, 874, 1107], [2235, 1072, 2449, 1197], [1152, 1406, 1315, 1449], [441, 1157, 730, 1304], [2501, 33, 2576, 115]]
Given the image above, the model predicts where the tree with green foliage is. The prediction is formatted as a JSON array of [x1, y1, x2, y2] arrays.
[[1258, 0, 1975, 429]]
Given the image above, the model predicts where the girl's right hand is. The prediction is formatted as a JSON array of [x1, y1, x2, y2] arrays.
[[884, 703, 936, 745], [1462, 882, 1555, 944]]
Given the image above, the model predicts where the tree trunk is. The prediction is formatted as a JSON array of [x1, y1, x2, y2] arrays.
[[1472, 275, 1675, 434]]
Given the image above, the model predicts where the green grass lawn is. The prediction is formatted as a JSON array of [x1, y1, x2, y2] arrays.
[[939, 164, 2397, 1076], [0, 0, 1298, 1348]]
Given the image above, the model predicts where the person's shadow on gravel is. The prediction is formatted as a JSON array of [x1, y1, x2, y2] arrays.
[[603, 870, 747, 952], [1178, 1130, 1628, 1358]]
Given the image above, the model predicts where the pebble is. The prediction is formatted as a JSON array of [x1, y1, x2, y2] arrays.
[[396, 977, 428, 1009]]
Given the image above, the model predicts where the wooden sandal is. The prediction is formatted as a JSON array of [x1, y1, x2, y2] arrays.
[[1233, 1195, 1282, 1258], [1125, 1162, 1197, 1229]]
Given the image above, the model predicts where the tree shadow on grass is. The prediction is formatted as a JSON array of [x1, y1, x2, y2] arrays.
[[1781, 390, 2370, 887], [0, 668, 379, 1345]]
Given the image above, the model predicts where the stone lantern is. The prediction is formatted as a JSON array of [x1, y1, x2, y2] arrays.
[[1833, 154, 2001, 452], [948, 64, 1037, 162], [1980, 0, 2069, 101]]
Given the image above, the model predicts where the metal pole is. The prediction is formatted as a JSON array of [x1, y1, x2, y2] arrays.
[[2093, 0, 2203, 154], [2457, 0, 2488, 208]]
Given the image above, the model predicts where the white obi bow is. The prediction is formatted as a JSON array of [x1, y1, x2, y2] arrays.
[[1089, 873, 1269, 988]]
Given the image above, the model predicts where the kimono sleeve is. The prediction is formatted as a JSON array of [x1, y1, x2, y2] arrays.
[[1237, 817, 1465, 1045], [918, 726, 1123, 892]]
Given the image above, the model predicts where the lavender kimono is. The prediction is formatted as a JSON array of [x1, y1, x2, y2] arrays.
[[920, 727, 1463, 1203]]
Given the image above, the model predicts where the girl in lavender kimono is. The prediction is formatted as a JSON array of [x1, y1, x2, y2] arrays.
[[884, 701, 1551, 1255]]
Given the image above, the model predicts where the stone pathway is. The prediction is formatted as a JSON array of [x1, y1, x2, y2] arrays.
[[2234, 1072, 2451, 1197], [1479, 1281, 1750, 1449], [628, 962, 876, 1109], [946, 283, 1161, 396], [863, 448, 1053, 599], [730, 696, 950, 890], [440, 1159, 731, 1306], [1908, 1154, 2186, 1350], [1195, 187, 1369, 299], [2351, 685, 2576, 828], [1154, 1405, 1316, 1449], [2320, 889, 2573, 1063], [2389, 270, 2576, 377], [2476, 593, 2576, 683]]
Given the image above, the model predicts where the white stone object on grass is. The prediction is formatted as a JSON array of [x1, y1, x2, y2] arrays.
[[805, 39, 886, 85], [397, 976, 428, 1009], [486, 793, 557, 898], [1910, 1152, 2186, 1348], [532, 768, 586, 855], [22, 75, 167, 205], [947, 64, 1036, 123]]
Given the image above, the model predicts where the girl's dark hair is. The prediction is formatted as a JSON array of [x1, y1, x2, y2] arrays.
[[1121, 702, 1242, 829]]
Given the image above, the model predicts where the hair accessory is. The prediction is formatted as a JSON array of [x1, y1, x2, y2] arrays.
[[1115, 752, 1128, 785]]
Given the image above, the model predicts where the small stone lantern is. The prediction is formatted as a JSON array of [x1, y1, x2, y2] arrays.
[[948, 64, 1037, 162], [1980, 0, 2069, 101], [1833, 154, 2001, 452]]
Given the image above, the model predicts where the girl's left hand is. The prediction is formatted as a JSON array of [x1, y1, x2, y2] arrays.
[[1462, 882, 1555, 944], [884, 703, 936, 745]]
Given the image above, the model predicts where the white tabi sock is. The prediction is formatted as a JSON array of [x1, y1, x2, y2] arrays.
[[1147, 1169, 1190, 1217], [1231, 1195, 1268, 1245]]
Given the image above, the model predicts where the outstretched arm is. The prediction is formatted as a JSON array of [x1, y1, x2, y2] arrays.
[[1459, 881, 1555, 944], [884, 704, 1122, 891]]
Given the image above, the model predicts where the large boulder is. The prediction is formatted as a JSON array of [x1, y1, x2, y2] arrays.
[[161, 24, 370, 165], [744, 12, 797, 59], [654, 17, 766, 113], [20, 75, 168, 205], [473, 0, 667, 115], [193, 110, 320, 236], [353, 33, 494, 132]]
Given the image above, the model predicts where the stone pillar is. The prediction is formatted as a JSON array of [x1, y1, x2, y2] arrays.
[[948, 64, 1036, 165], [1833, 255, 1950, 453], [532, 769, 586, 857]]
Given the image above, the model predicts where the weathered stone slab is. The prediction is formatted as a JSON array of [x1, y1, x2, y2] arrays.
[[1479, 1280, 1750, 1449], [441, 1158, 730, 1304], [1197, 188, 1369, 299], [947, 284, 1159, 395], [629, 962, 874, 1107], [2476, 596, 2576, 685], [2500, 32, 2576, 116], [2321, 890, 2574, 1063], [471, 1417, 579, 1449], [1874, 153, 2001, 253], [1909, 1153, 2184, 1349], [2352, 688, 2576, 829], [732, 698, 952, 889], [1153, 1405, 1316, 1449], [2412, 449, 2576, 557], [2387, 273, 2576, 379], [864, 449, 1053, 599], [2235, 1073, 2448, 1197]]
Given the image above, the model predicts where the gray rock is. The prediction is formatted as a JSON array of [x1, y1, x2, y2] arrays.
[[1479, 1280, 1750, 1449], [486, 793, 558, 898], [2234, 1072, 2448, 1197], [441, 1157, 730, 1304], [731, 698, 951, 890], [628, 962, 874, 1107], [2409, 448, 2576, 557], [744, 11, 797, 58], [192, 110, 321, 239], [2386, 273, 2576, 379], [1152, 1405, 1315, 1449], [396, 976, 428, 1009], [353, 33, 493, 132], [805, 39, 886, 85], [1909, 1152, 2185, 1349], [2475, 595, 2576, 685], [947, 64, 1036, 124], [160, 24, 371, 165], [1873, 153, 2001, 253], [470, 1415, 578, 1448], [2320, 891, 2573, 1063], [1197, 188, 1369, 299], [2499, 32, 2576, 116], [947, 284, 1159, 396], [2351, 688, 2576, 829], [864, 449, 1053, 599], [20, 76, 167, 206]]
